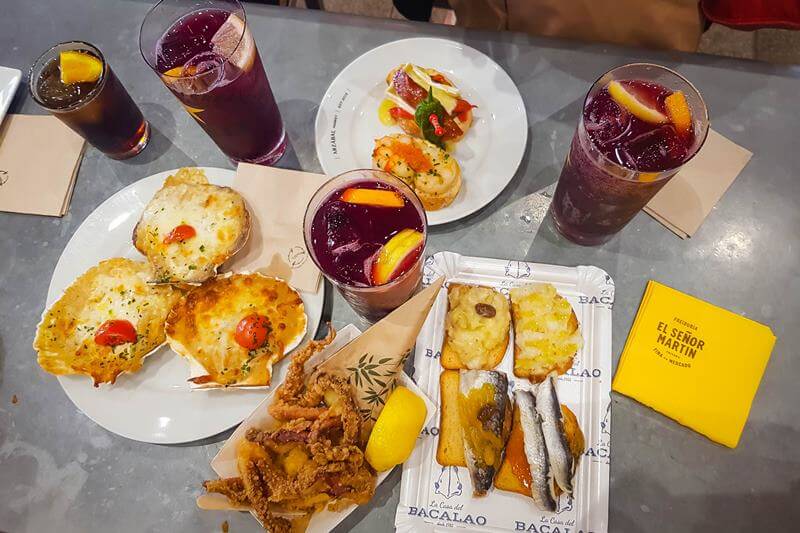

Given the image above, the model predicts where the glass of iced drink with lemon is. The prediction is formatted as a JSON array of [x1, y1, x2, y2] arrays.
[[551, 63, 709, 245], [304, 169, 428, 322], [29, 41, 150, 159], [140, 0, 286, 165]]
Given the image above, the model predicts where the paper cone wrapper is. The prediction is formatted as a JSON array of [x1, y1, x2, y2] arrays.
[[313, 277, 444, 440]]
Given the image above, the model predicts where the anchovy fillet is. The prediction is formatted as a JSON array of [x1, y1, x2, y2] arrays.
[[459, 370, 509, 496], [516, 390, 557, 512], [535, 373, 575, 495]]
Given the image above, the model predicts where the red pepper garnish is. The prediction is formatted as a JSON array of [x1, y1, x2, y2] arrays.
[[429, 113, 444, 136], [163, 224, 196, 244], [94, 320, 137, 347], [389, 107, 414, 120]]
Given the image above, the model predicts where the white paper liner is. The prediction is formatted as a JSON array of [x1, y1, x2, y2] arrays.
[[209, 323, 437, 532], [395, 252, 614, 533]]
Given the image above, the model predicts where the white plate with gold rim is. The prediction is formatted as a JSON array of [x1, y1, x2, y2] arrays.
[[44, 168, 325, 444], [315, 38, 528, 226]]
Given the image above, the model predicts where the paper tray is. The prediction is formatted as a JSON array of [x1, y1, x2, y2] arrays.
[[395, 252, 614, 533], [208, 323, 437, 532]]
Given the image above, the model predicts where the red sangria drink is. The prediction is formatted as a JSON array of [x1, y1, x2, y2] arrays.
[[304, 170, 427, 322], [551, 63, 709, 245], [139, 0, 286, 165], [29, 42, 149, 159]]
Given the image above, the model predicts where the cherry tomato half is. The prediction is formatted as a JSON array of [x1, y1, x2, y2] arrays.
[[234, 314, 271, 350], [94, 319, 137, 347], [163, 224, 196, 244]]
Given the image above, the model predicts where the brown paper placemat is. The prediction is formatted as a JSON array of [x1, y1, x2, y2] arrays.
[[0, 114, 85, 216], [226, 163, 329, 293], [644, 129, 752, 239]]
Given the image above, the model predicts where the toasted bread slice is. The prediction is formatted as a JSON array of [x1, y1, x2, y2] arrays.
[[442, 283, 510, 370], [510, 283, 582, 383], [436, 370, 466, 467], [133, 167, 250, 284], [495, 404, 584, 497]]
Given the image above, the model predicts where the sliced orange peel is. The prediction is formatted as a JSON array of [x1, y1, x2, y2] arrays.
[[607, 80, 668, 125], [340, 188, 404, 208], [664, 91, 692, 136], [59, 51, 102, 84], [371, 229, 424, 285]]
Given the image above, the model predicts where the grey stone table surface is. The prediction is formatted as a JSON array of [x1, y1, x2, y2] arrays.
[[1, 1, 799, 532]]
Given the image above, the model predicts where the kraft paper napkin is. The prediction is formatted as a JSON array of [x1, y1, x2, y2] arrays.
[[644, 129, 752, 239], [0, 114, 85, 216], [612, 280, 775, 448], [313, 277, 444, 442], [226, 163, 328, 293]]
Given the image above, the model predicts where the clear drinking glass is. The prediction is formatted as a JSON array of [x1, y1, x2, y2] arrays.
[[139, 0, 286, 165], [304, 169, 428, 322], [551, 63, 709, 245], [29, 41, 150, 159]]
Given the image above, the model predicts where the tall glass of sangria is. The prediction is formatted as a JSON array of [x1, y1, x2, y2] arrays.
[[551, 63, 709, 245], [139, 0, 286, 165], [304, 169, 428, 322]]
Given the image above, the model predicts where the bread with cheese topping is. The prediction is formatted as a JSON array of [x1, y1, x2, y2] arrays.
[[510, 283, 582, 383]]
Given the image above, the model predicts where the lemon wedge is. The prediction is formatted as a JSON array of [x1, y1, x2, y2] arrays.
[[378, 98, 396, 126], [59, 51, 103, 84], [365, 386, 427, 472], [607, 80, 668, 124]]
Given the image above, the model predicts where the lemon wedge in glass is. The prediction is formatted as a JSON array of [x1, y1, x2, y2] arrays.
[[607, 80, 667, 124]]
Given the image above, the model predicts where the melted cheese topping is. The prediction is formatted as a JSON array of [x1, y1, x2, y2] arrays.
[[443, 284, 510, 369], [34, 258, 181, 386], [165, 273, 306, 387], [510, 283, 582, 381], [133, 168, 249, 284]]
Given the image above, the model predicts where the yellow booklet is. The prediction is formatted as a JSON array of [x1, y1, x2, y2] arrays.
[[612, 281, 775, 448]]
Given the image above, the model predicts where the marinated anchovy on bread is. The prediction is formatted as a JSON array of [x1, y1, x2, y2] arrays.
[[133, 167, 250, 284]]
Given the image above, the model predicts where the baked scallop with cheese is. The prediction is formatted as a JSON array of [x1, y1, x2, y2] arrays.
[[33, 258, 181, 386], [165, 273, 307, 388], [373, 133, 462, 211], [510, 283, 582, 382], [133, 167, 250, 284]]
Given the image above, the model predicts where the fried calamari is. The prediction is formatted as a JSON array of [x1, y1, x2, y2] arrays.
[[203, 326, 377, 531]]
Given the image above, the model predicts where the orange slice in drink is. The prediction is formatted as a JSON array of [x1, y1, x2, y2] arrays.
[[607, 80, 668, 125], [59, 51, 102, 84], [371, 229, 424, 285], [664, 91, 692, 136], [340, 188, 405, 208]]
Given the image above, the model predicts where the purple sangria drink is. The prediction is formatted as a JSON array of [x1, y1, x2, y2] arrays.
[[140, 0, 286, 165], [551, 63, 709, 245], [304, 170, 427, 322]]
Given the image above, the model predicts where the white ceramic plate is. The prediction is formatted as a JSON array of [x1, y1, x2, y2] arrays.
[[315, 38, 527, 226], [0, 66, 21, 125], [45, 168, 325, 444]]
